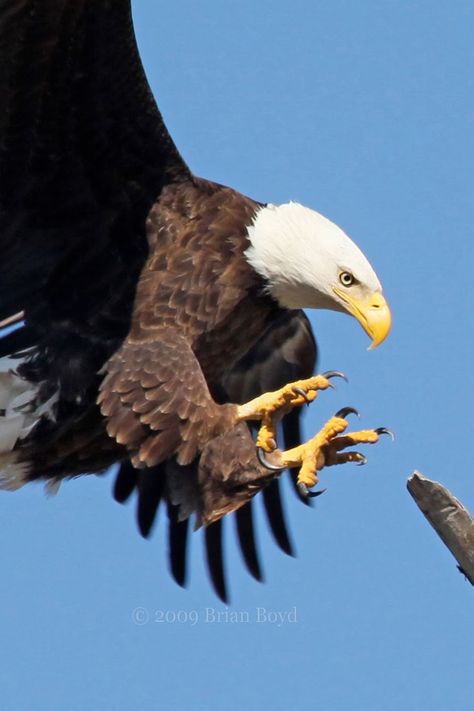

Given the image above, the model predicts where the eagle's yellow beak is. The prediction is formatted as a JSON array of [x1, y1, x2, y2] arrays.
[[333, 288, 392, 349]]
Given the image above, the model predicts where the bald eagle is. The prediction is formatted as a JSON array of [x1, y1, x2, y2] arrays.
[[0, 1, 391, 601]]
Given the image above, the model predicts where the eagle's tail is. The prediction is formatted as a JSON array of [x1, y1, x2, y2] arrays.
[[0, 349, 112, 492], [0, 354, 50, 490]]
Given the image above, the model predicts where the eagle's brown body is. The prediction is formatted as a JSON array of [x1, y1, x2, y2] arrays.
[[132, 180, 274, 383]]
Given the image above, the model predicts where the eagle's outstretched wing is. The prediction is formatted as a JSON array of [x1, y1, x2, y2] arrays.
[[0, 0, 318, 600], [0, 0, 188, 340]]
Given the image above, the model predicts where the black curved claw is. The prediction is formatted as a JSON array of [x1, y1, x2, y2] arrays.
[[356, 454, 368, 466], [335, 406, 360, 419], [322, 370, 348, 384], [375, 427, 395, 441], [297, 482, 327, 498], [257, 447, 285, 472], [292, 386, 310, 404]]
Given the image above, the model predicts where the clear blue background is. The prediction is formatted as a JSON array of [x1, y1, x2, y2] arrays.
[[1, 1, 473, 709]]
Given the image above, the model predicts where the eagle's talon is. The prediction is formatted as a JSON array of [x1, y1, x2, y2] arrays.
[[356, 453, 368, 466], [297, 482, 326, 498], [308, 487, 326, 498], [375, 427, 395, 441], [292, 386, 311, 403], [257, 447, 285, 471], [335, 406, 359, 419], [322, 370, 348, 383]]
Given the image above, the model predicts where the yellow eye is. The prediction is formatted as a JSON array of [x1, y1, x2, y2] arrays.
[[339, 271, 354, 287]]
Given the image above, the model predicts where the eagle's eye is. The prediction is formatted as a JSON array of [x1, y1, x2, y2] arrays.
[[339, 271, 355, 287]]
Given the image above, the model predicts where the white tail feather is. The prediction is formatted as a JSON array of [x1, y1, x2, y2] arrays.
[[0, 413, 29, 453], [0, 452, 31, 490], [0, 354, 58, 490]]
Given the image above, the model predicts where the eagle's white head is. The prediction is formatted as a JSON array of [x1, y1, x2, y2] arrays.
[[245, 201, 391, 349]]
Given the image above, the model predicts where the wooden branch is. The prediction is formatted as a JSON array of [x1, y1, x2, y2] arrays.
[[407, 471, 474, 585]]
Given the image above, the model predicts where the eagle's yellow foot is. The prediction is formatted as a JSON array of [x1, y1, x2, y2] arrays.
[[257, 407, 393, 498], [236, 371, 346, 452]]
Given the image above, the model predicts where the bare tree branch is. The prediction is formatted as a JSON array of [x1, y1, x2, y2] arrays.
[[407, 471, 474, 585]]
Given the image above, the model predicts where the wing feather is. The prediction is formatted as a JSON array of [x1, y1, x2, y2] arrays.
[[167, 504, 191, 589], [235, 504, 264, 582], [113, 460, 138, 504], [262, 482, 295, 557], [136, 466, 167, 539], [204, 521, 228, 604]]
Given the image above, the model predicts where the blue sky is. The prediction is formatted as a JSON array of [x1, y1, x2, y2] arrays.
[[1, 1, 473, 709]]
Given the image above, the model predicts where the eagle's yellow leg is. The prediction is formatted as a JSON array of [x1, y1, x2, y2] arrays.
[[258, 411, 393, 497], [236, 372, 344, 452]]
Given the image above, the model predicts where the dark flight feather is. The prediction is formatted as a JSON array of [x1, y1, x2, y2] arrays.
[[205, 521, 228, 604], [167, 503, 190, 589], [235, 504, 264, 582]]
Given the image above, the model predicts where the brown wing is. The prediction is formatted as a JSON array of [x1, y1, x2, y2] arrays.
[[98, 329, 235, 469], [99, 326, 275, 511], [0, 1, 319, 603], [0, 0, 192, 511], [113, 310, 318, 602]]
